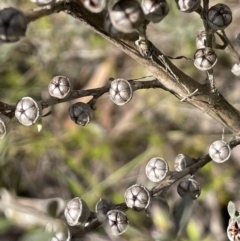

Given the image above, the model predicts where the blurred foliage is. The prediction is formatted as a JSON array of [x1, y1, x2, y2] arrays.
[[0, 0, 240, 241]]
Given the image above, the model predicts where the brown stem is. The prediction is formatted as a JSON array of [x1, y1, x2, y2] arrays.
[[78, 137, 240, 237], [23, 1, 240, 134], [25, 0, 69, 23], [40, 78, 168, 109]]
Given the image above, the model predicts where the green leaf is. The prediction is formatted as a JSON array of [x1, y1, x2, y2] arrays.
[[173, 195, 194, 235], [227, 201, 236, 218]]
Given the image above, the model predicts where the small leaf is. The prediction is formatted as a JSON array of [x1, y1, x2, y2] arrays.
[[227, 201, 236, 218], [173, 195, 194, 235]]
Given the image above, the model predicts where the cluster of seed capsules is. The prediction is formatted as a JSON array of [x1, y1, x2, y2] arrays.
[[0, 0, 238, 73], [0, 0, 237, 135], [1, 74, 234, 164], [0, 76, 134, 139], [44, 146, 231, 240]]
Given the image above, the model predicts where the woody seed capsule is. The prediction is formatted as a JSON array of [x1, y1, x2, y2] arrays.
[[48, 76, 72, 99], [145, 157, 169, 182], [80, 0, 106, 13], [109, 78, 133, 106], [196, 30, 216, 49], [69, 102, 93, 126], [0, 114, 10, 139], [227, 217, 240, 241], [209, 140, 231, 163], [141, 0, 169, 23], [0, 7, 28, 42], [177, 178, 201, 199], [193, 47, 217, 71], [124, 184, 151, 211], [175, 0, 201, 13], [174, 154, 195, 172], [106, 210, 129, 236], [64, 197, 90, 226], [109, 0, 144, 33], [207, 4, 232, 31], [45, 219, 70, 241], [15, 97, 42, 126]]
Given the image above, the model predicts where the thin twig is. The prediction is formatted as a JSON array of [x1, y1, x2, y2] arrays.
[[221, 30, 240, 62], [78, 137, 240, 237], [25, 0, 69, 23], [40, 78, 169, 110]]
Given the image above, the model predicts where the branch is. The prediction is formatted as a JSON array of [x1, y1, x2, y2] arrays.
[[23, 1, 240, 134], [74, 137, 240, 238], [40, 78, 168, 108], [25, 0, 69, 23]]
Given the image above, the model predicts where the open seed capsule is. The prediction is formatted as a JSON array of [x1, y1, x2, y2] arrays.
[[124, 184, 151, 211], [209, 140, 231, 163], [193, 47, 217, 71], [15, 97, 42, 126], [64, 197, 90, 226], [106, 210, 129, 235], [145, 157, 169, 182], [109, 0, 144, 33]]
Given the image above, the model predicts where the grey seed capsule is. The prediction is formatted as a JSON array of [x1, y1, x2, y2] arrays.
[[177, 178, 201, 199], [175, 0, 201, 13], [124, 184, 151, 211], [64, 197, 90, 226], [15, 97, 42, 126], [209, 140, 231, 163], [45, 219, 70, 241], [0, 114, 10, 139], [174, 154, 195, 172], [195, 30, 216, 49], [106, 210, 129, 235], [109, 0, 144, 33], [193, 47, 217, 71], [207, 4, 232, 31], [227, 216, 240, 241], [69, 102, 93, 126], [95, 198, 112, 215], [81, 0, 106, 13], [48, 76, 72, 99], [0, 8, 28, 42], [145, 157, 169, 182], [109, 78, 133, 106], [141, 0, 169, 23]]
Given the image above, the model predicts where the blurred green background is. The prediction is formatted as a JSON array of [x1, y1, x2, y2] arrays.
[[0, 0, 240, 240]]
